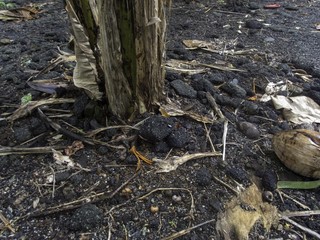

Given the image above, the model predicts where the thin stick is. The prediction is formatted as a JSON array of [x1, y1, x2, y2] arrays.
[[212, 176, 239, 195], [281, 210, 320, 218], [22, 172, 139, 219], [85, 125, 139, 137], [38, 108, 95, 145], [49, 166, 56, 198], [205, 92, 225, 120], [277, 190, 310, 210], [280, 215, 320, 239], [161, 219, 215, 240], [0, 146, 65, 156], [204, 123, 216, 152], [222, 120, 228, 161], [19, 133, 46, 146], [0, 211, 15, 233], [164, 148, 173, 161]]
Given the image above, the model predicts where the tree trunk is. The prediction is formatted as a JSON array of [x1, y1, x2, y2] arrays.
[[66, 0, 168, 119]]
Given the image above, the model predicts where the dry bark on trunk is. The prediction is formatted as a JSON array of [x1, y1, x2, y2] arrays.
[[67, 0, 168, 119]]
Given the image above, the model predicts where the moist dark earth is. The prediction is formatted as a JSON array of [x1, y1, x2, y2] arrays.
[[1, 0, 320, 239]]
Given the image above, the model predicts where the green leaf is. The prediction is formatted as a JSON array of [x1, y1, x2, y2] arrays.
[[0, 2, 5, 9], [21, 93, 32, 105], [277, 180, 320, 190], [6, 3, 16, 9]]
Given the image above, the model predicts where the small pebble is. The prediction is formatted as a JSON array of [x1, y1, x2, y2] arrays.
[[172, 195, 182, 202], [139, 116, 174, 142], [171, 80, 197, 98], [221, 81, 247, 98], [150, 205, 159, 214], [261, 170, 277, 191], [264, 37, 275, 43], [195, 168, 212, 186], [283, 4, 299, 11], [68, 204, 103, 231], [238, 121, 260, 139], [166, 128, 189, 148], [262, 191, 274, 202], [245, 20, 263, 29], [242, 101, 259, 115]]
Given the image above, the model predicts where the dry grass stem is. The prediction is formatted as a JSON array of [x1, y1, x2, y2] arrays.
[[281, 215, 320, 239], [277, 190, 311, 210], [222, 120, 228, 161], [161, 219, 215, 240]]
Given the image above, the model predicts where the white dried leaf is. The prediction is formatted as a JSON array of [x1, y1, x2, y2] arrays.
[[46, 175, 54, 183], [272, 95, 320, 124], [33, 197, 40, 209], [66, 1, 102, 100], [146, 17, 161, 26], [52, 149, 75, 168]]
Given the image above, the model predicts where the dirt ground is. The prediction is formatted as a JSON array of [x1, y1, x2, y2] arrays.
[[0, 0, 320, 239]]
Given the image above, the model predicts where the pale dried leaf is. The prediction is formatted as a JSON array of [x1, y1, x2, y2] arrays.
[[166, 59, 245, 73], [260, 80, 303, 102], [159, 100, 215, 124], [183, 39, 217, 49], [66, 1, 102, 100], [52, 149, 75, 168], [183, 39, 257, 56], [146, 17, 161, 26], [32, 197, 40, 209], [271, 96, 320, 124], [0, 7, 39, 21], [166, 59, 207, 75], [88, 0, 99, 25], [216, 184, 278, 240], [154, 152, 221, 173], [7, 98, 75, 122], [46, 175, 54, 183]]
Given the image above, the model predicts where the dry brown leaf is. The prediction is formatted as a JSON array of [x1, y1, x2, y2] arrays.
[[166, 59, 246, 73], [7, 98, 75, 122], [165, 59, 207, 75], [64, 141, 84, 156], [183, 39, 257, 56], [159, 99, 215, 124], [0, 7, 40, 21]]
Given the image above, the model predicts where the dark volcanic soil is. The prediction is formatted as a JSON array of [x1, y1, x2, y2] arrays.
[[1, 0, 320, 239]]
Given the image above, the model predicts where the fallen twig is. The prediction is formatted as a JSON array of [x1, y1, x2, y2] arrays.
[[161, 219, 215, 240], [85, 125, 139, 138], [204, 123, 215, 152], [280, 215, 320, 239], [0, 211, 15, 233], [20, 172, 139, 220], [222, 120, 228, 161], [276, 190, 310, 210], [205, 92, 225, 120], [281, 210, 320, 218], [7, 98, 75, 122], [37, 108, 95, 145], [212, 176, 239, 195], [0, 146, 65, 156]]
